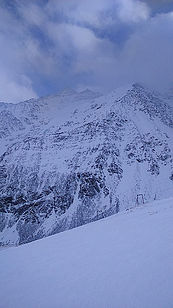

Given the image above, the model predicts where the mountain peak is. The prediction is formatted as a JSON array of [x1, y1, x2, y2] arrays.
[[78, 88, 101, 100], [80, 89, 95, 95], [132, 82, 145, 89], [60, 88, 77, 96]]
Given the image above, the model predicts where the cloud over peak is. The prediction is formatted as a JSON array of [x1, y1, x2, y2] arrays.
[[0, 0, 173, 102]]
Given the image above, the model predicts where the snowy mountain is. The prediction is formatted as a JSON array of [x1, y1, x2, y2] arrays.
[[0, 83, 173, 245], [0, 197, 173, 308]]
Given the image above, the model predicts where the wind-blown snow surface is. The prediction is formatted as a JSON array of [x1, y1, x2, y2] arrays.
[[0, 83, 173, 245], [0, 198, 173, 308]]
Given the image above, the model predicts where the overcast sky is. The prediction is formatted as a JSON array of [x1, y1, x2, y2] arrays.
[[0, 0, 173, 102]]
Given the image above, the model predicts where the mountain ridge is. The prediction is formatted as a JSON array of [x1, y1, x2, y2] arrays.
[[0, 83, 172, 245]]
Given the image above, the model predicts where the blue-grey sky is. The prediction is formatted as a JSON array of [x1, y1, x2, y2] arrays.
[[0, 0, 173, 102]]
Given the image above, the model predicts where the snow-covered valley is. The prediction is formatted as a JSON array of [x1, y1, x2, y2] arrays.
[[0, 197, 173, 308], [0, 83, 173, 245]]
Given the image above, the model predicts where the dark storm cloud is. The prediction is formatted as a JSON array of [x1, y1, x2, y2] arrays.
[[0, 0, 173, 102]]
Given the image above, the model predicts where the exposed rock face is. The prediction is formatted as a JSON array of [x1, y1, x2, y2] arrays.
[[0, 84, 173, 245]]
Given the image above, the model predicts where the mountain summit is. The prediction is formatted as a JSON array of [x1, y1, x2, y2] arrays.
[[0, 84, 172, 245]]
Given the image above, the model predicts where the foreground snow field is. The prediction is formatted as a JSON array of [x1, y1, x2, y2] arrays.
[[0, 197, 173, 308]]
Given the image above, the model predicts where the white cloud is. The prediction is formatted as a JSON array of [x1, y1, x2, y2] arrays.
[[0, 73, 37, 103], [17, 2, 46, 27], [0, 7, 38, 102], [46, 0, 150, 26], [0, 0, 173, 103], [47, 23, 100, 52], [46, 0, 113, 26], [117, 0, 150, 23], [98, 11, 173, 91]]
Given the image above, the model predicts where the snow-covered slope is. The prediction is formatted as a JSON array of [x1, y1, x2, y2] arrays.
[[0, 83, 173, 245], [0, 198, 173, 308]]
